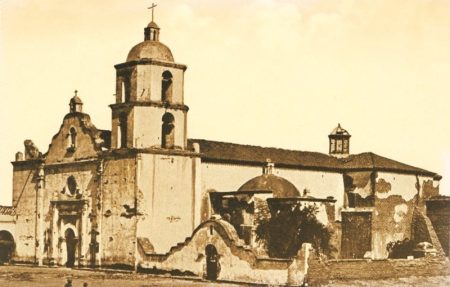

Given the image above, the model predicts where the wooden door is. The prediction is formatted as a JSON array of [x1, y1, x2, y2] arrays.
[[341, 211, 372, 259]]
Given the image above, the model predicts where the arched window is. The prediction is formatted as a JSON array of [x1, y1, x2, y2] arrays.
[[161, 71, 173, 103], [119, 112, 128, 148], [161, 113, 175, 149], [67, 176, 78, 195], [67, 127, 77, 151]]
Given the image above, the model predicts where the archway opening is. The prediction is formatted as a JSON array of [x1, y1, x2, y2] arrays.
[[205, 244, 219, 280], [0, 231, 14, 264], [65, 228, 76, 267]]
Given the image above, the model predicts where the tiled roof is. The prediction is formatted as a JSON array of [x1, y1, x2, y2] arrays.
[[188, 139, 439, 177], [0, 206, 16, 216]]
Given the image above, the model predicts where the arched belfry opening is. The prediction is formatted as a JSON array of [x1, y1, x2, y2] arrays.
[[161, 71, 173, 103], [119, 112, 128, 148], [161, 113, 175, 149], [121, 81, 126, 103]]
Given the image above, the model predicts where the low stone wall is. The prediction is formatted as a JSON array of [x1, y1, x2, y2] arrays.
[[307, 256, 450, 285]]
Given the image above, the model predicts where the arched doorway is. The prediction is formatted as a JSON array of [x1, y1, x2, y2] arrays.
[[65, 228, 77, 267], [205, 244, 220, 280], [0, 231, 14, 263]]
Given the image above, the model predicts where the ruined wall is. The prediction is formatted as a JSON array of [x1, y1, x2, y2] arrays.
[[307, 256, 450, 285], [371, 172, 433, 259], [201, 163, 344, 220], [136, 153, 198, 254], [12, 163, 40, 263], [139, 220, 308, 286], [426, 198, 450, 256], [101, 156, 137, 266]]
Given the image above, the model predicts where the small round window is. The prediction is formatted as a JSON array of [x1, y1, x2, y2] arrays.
[[67, 176, 77, 195]]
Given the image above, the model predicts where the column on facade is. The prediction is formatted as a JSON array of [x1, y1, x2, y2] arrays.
[[36, 164, 45, 266], [95, 159, 103, 267], [49, 203, 59, 265], [79, 200, 89, 266]]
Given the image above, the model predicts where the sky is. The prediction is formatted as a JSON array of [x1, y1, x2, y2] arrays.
[[0, 0, 450, 205]]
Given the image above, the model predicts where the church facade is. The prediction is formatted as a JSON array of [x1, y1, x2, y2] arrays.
[[2, 16, 447, 284]]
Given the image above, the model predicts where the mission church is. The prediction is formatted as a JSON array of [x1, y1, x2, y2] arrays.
[[0, 10, 447, 285]]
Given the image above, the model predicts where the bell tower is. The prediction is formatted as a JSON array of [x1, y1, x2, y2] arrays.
[[110, 19, 188, 150]]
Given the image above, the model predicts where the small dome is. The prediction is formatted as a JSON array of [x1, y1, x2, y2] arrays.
[[127, 41, 174, 62], [70, 95, 83, 105], [147, 21, 160, 29], [238, 174, 300, 198], [330, 123, 350, 136]]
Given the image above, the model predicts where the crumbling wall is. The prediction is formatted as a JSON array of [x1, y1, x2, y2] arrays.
[[307, 256, 450, 285], [140, 219, 309, 286], [425, 198, 450, 256], [12, 163, 39, 263], [101, 156, 137, 267], [343, 172, 374, 208], [372, 172, 419, 259]]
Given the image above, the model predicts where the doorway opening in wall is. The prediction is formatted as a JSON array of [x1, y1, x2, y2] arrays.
[[205, 244, 219, 280], [0, 230, 15, 264], [65, 228, 77, 267]]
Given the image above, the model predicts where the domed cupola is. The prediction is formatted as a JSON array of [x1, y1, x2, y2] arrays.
[[126, 20, 174, 63], [329, 123, 351, 158], [238, 161, 300, 198]]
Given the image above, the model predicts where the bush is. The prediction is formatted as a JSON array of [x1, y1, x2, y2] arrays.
[[255, 203, 332, 258], [386, 238, 413, 258]]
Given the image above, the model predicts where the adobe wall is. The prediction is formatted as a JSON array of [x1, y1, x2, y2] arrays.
[[136, 152, 199, 254], [426, 197, 450, 256], [101, 156, 138, 266], [371, 172, 434, 258], [307, 257, 450, 285], [11, 163, 40, 263], [139, 219, 309, 286]]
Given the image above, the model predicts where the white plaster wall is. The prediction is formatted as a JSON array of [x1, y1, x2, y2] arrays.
[[132, 106, 186, 149], [137, 153, 196, 253], [375, 172, 418, 201]]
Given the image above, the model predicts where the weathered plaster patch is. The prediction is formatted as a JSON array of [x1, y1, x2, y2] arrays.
[[394, 204, 408, 224], [422, 180, 440, 199], [375, 173, 417, 201], [344, 172, 372, 199], [376, 178, 391, 194]]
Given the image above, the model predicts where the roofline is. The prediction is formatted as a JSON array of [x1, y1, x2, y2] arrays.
[[198, 156, 439, 177]]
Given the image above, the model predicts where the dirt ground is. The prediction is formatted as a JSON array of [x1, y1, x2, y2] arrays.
[[0, 265, 449, 286]]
